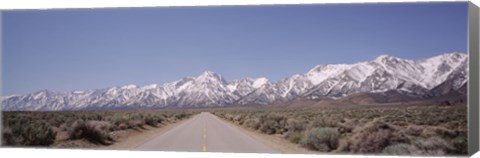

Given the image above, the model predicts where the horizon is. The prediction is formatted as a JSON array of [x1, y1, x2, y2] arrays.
[[2, 2, 469, 95]]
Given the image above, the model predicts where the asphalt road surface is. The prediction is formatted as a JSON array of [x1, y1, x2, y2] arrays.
[[136, 112, 278, 153]]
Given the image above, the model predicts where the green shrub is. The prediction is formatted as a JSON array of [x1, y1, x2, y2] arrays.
[[300, 127, 340, 152]]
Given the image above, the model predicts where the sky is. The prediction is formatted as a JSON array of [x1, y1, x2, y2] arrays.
[[2, 2, 469, 95]]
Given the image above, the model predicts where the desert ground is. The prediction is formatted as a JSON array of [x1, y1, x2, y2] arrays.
[[1, 102, 468, 156]]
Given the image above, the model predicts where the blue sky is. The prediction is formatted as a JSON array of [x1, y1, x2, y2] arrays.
[[2, 2, 468, 95]]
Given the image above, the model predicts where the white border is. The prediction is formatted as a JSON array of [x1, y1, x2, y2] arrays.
[[0, 0, 478, 158]]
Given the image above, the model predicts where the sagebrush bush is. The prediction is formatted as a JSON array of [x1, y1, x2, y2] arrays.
[[412, 137, 453, 155], [285, 131, 303, 144], [2, 127, 16, 145], [30, 121, 56, 146], [382, 143, 421, 155], [49, 115, 66, 127], [286, 118, 305, 132], [174, 112, 188, 120], [451, 135, 468, 154], [402, 125, 424, 136], [244, 118, 260, 130], [421, 126, 458, 138], [209, 105, 468, 155], [233, 114, 245, 125], [300, 127, 340, 152], [310, 117, 338, 128], [128, 120, 145, 129], [110, 114, 128, 126], [340, 120, 402, 153], [68, 120, 114, 145], [9, 120, 57, 146], [259, 113, 287, 134], [144, 115, 160, 127], [2, 111, 196, 147]]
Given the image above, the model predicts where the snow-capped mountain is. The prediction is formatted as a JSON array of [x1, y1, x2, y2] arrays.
[[1, 52, 468, 111]]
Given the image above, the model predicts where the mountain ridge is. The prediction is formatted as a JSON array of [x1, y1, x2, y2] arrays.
[[1, 52, 468, 111]]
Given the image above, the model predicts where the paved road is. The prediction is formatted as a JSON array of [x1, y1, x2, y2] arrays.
[[136, 112, 278, 153]]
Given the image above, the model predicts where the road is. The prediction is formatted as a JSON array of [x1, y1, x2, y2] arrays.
[[136, 112, 278, 153]]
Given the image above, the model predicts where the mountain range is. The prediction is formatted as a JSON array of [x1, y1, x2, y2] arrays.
[[1, 52, 468, 111]]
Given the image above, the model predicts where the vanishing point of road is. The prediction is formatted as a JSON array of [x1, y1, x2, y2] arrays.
[[136, 112, 278, 153]]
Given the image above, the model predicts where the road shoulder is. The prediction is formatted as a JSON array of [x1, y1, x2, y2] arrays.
[[212, 114, 316, 154], [103, 116, 194, 150]]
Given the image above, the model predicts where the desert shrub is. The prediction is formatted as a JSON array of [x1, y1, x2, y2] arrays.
[[421, 126, 458, 138], [27, 121, 56, 146], [127, 120, 144, 129], [286, 131, 303, 144], [1, 111, 198, 147], [402, 125, 424, 136], [244, 118, 260, 130], [58, 123, 69, 131], [300, 127, 340, 152], [233, 114, 245, 125], [68, 120, 114, 145], [117, 123, 128, 130], [286, 118, 305, 132], [49, 115, 66, 127], [174, 112, 188, 120], [156, 115, 166, 124], [223, 114, 233, 121], [337, 119, 356, 134], [382, 143, 422, 155], [110, 114, 128, 127], [259, 113, 287, 134], [208, 105, 468, 155], [340, 120, 408, 153], [412, 137, 453, 155], [310, 117, 338, 128], [2, 127, 16, 145], [144, 115, 159, 127], [450, 135, 468, 154], [7, 120, 57, 146], [260, 119, 280, 134]]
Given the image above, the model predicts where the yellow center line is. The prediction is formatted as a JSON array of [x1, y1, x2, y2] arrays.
[[202, 115, 207, 152]]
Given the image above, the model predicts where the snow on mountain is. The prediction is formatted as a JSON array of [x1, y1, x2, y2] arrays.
[[174, 71, 236, 107], [252, 78, 269, 88], [237, 80, 282, 105], [1, 52, 468, 111]]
